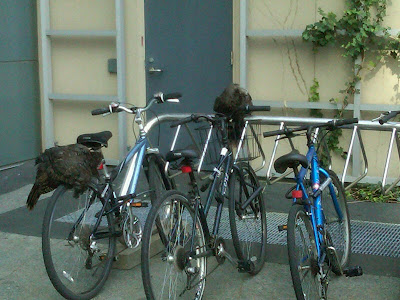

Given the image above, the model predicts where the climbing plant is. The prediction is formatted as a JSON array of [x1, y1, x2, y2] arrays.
[[303, 0, 400, 164]]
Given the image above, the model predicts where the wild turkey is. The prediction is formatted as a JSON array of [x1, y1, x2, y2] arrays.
[[213, 83, 253, 144], [26, 131, 112, 210]]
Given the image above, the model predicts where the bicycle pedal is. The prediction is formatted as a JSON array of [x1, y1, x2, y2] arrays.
[[278, 224, 287, 231], [343, 266, 363, 277], [237, 260, 255, 273]]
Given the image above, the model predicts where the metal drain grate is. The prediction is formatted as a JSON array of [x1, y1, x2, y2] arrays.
[[58, 204, 400, 258], [207, 209, 400, 258]]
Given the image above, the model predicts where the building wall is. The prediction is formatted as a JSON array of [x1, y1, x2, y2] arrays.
[[37, 0, 400, 180], [233, 0, 400, 180], [37, 0, 145, 161]]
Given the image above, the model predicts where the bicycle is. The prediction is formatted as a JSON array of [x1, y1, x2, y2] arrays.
[[42, 92, 181, 300], [141, 105, 270, 299], [263, 118, 363, 300]]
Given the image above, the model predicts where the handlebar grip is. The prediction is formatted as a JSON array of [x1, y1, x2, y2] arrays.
[[244, 105, 271, 112], [91, 107, 111, 115], [170, 115, 195, 128], [379, 111, 399, 125], [333, 118, 358, 127], [164, 92, 182, 100], [263, 129, 286, 138]]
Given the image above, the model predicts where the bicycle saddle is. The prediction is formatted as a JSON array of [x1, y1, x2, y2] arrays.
[[166, 149, 199, 162], [77, 131, 113, 149], [274, 150, 308, 173]]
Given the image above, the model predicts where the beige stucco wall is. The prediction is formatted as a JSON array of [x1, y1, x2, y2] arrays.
[[38, 0, 145, 161], [234, 0, 400, 180], [38, 0, 400, 180]]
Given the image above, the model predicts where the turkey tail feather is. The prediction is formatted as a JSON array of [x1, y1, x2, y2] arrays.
[[26, 184, 41, 210]]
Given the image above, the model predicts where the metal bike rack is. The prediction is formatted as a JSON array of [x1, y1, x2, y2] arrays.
[[145, 114, 400, 192]]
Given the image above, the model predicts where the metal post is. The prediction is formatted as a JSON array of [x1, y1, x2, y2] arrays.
[[40, 0, 54, 149], [352, 56, 362, 177], [116, 0, 127, 160], [239, 0, 248, 88]]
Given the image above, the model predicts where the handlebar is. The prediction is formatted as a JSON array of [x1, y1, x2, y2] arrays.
[[91, 92, 182, 116], [170, 105, 271, 128], [170, 114, 216, 128], [376, 111, 400, 125], [263, 118, 359, 138], [241, 105, 271, 113]]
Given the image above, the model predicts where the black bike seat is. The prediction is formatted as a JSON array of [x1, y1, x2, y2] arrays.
[[274, 150, 309, 173], [166, 149, 199, 162], [77, 131, 113, 149]]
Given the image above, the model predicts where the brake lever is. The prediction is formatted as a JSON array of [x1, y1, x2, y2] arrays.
[[371, 112, 388, 122]]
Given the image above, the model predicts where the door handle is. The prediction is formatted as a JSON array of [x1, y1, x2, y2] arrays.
[[148, 67, 163, 74]]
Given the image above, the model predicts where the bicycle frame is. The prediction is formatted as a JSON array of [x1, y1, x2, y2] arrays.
[[295, 143, 344, 261], [118, 136, 149, 197], [189, 149, 233, 254]]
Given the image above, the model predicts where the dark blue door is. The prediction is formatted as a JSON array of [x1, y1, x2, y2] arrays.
[[145, 1, 233, 151], [0, 1, 40, 166]]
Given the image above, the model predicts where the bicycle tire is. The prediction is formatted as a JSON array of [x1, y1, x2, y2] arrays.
[[321, 170, 351, 273], [141, 190, 207, 300], [228, 162, 267, 275], [287, 205, 321, 300], [147, 154, 171, 205], [42, 185, 116, 300]]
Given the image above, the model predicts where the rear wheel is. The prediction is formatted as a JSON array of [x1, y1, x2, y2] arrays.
[[287, 205, 321, 300], [228, 163, 267, 275], [141, 190, 207, 299], [42, 185, 116, 300]]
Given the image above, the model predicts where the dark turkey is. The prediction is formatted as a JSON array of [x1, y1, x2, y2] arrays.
[[26, 143, 103, 210], [214, 83, 253, 143]]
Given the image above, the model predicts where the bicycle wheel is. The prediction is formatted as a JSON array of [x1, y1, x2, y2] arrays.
[[287, 205, 321, 300], [42, 185, 116, 300], [321, 170, 351, 273], [228, 162, 267, 275], [141, 190, 207, 300], [147, 154, 171, 205]]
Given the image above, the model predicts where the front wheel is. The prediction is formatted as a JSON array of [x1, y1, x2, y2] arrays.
[[42, 185, 116, 300], [287, 205, 322, 300], [228, 163, 267, 275], [141, 190, 207, 299]]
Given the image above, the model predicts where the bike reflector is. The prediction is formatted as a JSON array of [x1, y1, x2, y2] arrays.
[[97, 162, 104, 170], [292, 190, 303, 199], [181, 165, 192, 173]]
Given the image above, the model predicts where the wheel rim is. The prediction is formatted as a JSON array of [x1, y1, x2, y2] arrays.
[[44, 187, 114, 296], [230, 166, 266, 266], [293, 209, 321, 300], [146, 194, 206, 299], [322, 178, 350, 267]]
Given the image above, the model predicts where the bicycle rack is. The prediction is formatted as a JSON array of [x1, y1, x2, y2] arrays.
[[144, 114, 400, 193], [381, 128, 400, 195], [341, 126, 368, 190]]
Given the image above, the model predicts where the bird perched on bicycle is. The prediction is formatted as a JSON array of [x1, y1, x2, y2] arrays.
[[26, 131, 112, 210], [213, 83, 253, 145]]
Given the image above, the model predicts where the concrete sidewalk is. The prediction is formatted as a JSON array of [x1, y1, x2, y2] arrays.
[[0, 160, 399, 299], [0, 231, 398, 300]]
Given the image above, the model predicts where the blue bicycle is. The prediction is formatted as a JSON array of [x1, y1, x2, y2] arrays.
[[264, 118, 362, 300], [42, 92, 181, 300]]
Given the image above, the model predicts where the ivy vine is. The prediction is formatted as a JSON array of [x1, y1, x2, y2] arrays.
[[303, 0, 400, 166]]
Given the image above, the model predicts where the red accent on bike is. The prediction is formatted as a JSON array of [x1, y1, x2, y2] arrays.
[[181, 165, 192, 173], [292, 190, 303, 199], [97, 162, 104, 170]]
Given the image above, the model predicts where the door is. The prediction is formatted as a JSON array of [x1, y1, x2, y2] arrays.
[[0, 1, 41, 166], [145, 1, 233, 152]]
